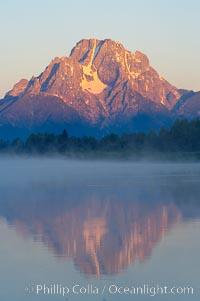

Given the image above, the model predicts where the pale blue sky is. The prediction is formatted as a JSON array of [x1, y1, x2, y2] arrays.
[[0, 0, 200, 98]]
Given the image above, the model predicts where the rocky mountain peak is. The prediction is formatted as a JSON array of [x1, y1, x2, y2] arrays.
[[1, 38, 198, 139], [5, 38, 181, 111], [6, 79, 28, 97]]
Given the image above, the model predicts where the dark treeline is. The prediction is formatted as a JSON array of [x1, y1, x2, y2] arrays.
[[0, 118, 200, 158]]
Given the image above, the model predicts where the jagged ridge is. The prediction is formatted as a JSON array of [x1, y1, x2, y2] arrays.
[[0, 38, 199, 138]]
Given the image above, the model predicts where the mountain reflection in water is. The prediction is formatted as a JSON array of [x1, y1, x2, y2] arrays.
[[0, 160, 200, 277]]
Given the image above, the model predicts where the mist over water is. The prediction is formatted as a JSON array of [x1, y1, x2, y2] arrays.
[[0, 158, 200, 300]]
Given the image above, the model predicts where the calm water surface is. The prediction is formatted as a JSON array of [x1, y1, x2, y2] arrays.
[[0, 158, 200, 300]]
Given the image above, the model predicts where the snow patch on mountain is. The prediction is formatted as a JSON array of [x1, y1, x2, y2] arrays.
[[80, 71, 107, 94]]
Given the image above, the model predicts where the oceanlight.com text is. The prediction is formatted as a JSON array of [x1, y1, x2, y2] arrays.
[[25, 283, 194, 297]]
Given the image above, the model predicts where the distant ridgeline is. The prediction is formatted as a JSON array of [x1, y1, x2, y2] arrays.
[[0, 118, 200, 159], [1, 38, 200, 140]]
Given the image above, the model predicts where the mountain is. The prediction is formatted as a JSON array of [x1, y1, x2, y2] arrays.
[[0, 38, 199, 139], [172, 90, 200, 118]]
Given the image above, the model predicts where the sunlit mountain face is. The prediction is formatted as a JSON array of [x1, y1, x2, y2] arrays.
[[1, 160, 200, 276], [0, 39, 199, 139]]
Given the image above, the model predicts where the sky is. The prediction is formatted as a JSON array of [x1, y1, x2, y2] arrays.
[[0, 0, 200, 98]]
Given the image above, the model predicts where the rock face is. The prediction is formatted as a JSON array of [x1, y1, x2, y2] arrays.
[[0, 38, 199, 138], [172, 90, 200, 118], [6, 79, 29, 97]]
